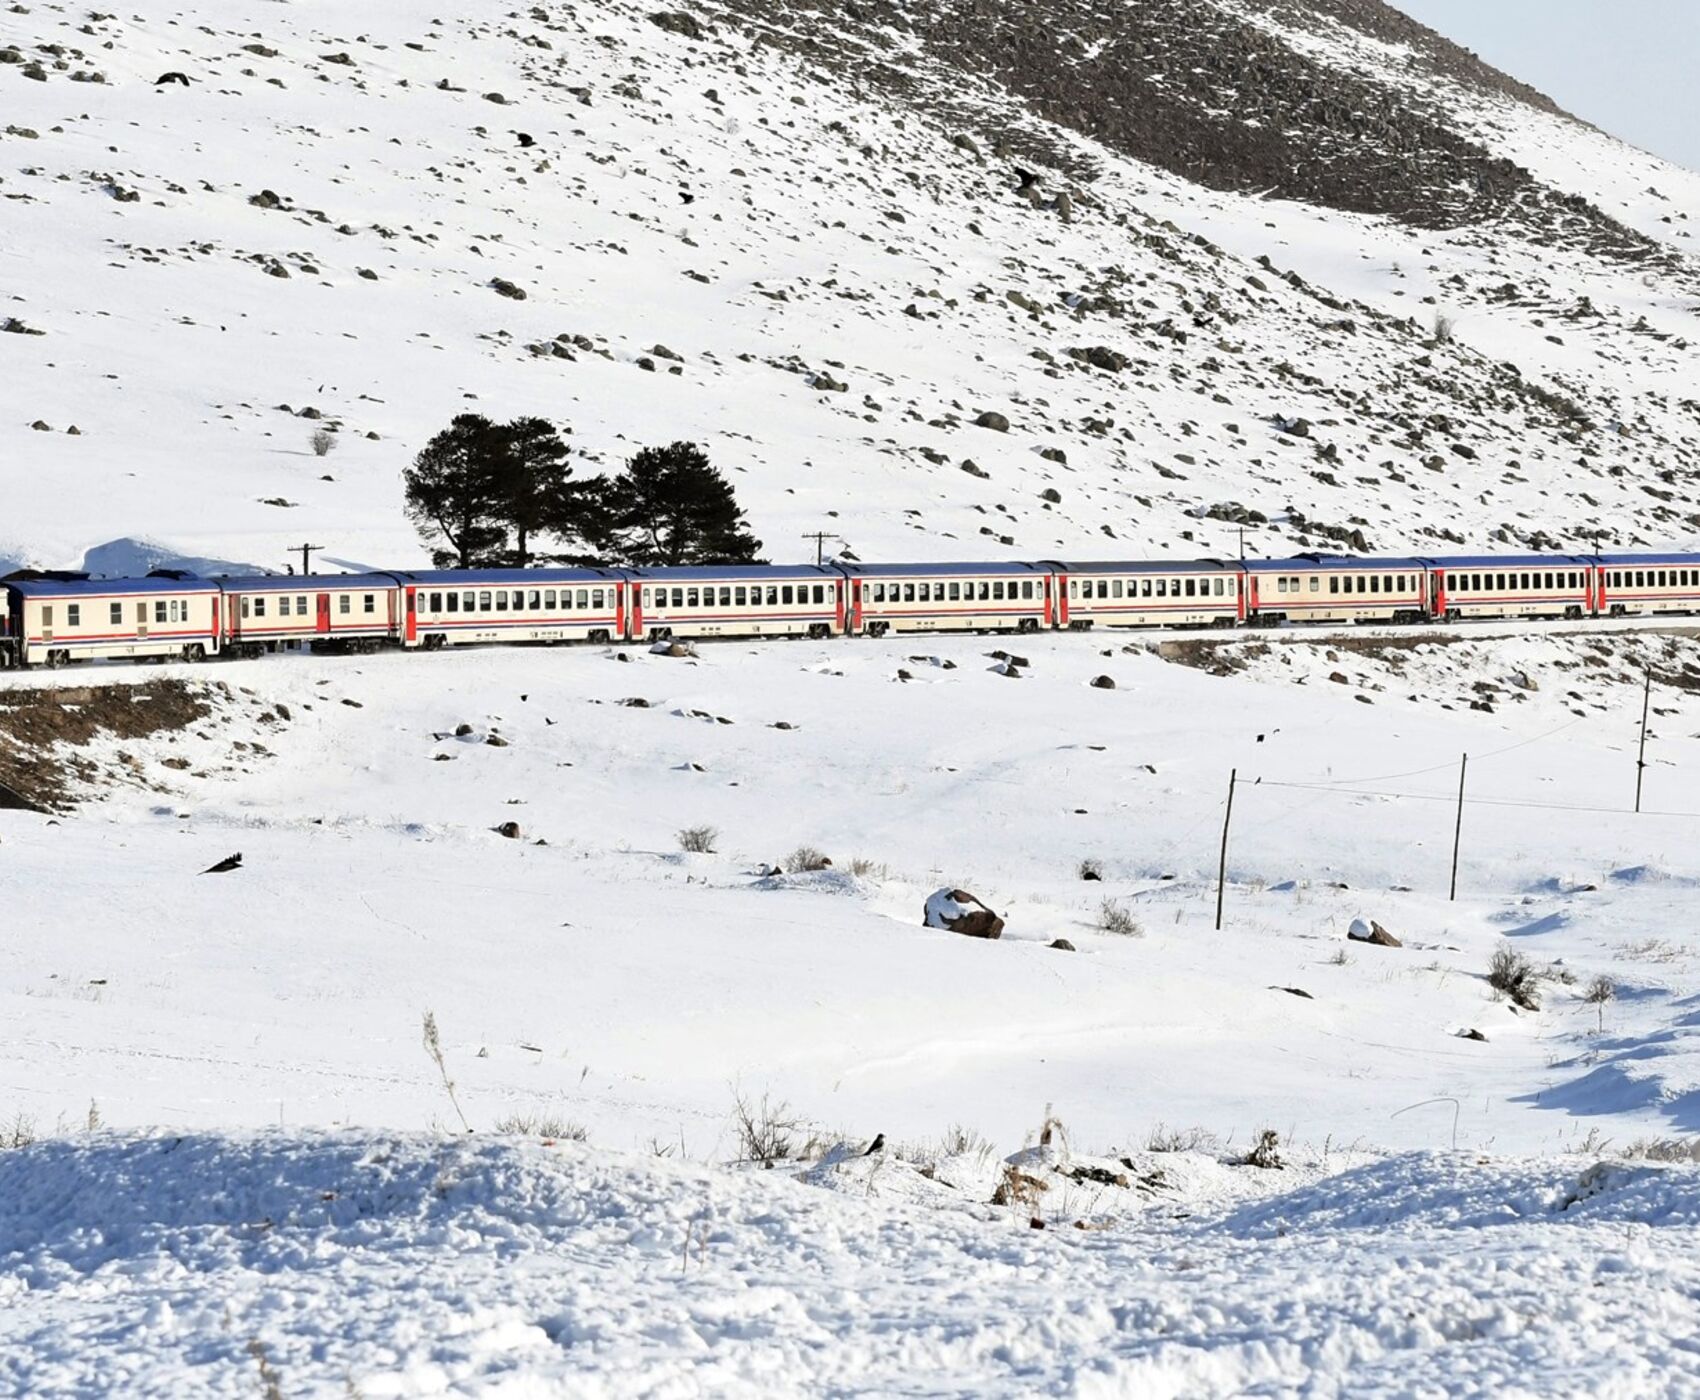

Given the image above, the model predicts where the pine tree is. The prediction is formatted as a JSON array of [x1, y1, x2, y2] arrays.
[[402, 414, 510, 568], [604, 441, 761, 565], [499, 417, 608, 566]]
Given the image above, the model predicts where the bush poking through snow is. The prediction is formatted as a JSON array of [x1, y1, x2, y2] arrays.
[[2, 1113, 37, 1150], [677, 824, 718, 854], [1241, 1128, 1283, 1170], [1097, 898, 1141, 937], [309, 426, 336, 457], [783, 845, 832, 874], [422, 1010, 472, 1133], [1431, 311, 1456, 344], [1624, 1138, 1700, 1163], [1583, 974, 1616, 1032], [847, 856, 885, 878], [1145, 1123, 1219, 1154], [731, 1089, 804, 1168], [1487, 944, 1541, 1011], [492, 1113, 588, 1141]]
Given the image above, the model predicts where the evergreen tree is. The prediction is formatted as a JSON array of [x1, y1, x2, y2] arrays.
[[498, 416, 609, 566], [604, 442, 761, 565], [402, 414, 510, 568]]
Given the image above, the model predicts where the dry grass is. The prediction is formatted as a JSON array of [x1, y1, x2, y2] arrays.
[[2, 1113, 37, 1150], [309, 426, 337, 457], [1096, 898, 1142, 937], [1145, 1123, 1219, 1154], [783, 845, 832, 873], [1623, 1138, 1700, 1163], [492, 1113, 588, 1141]]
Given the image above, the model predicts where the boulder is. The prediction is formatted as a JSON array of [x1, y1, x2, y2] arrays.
[[1347, 918, 1402, 948], [1090, 675, 1116, 690], [974, 410, 1011, 432], [1049, 938, 1076, 952], [924, 888, 1004, 940]]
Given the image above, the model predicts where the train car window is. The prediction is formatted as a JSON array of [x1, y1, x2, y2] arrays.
[[168, 600, 179, 623], [1213, 579, 1224, 597], [813, 585, 825, 605], [1306, 577, 1317, 593], [1111, 579, 1123, 599], [919, 583, 931, 603], [241, 598, 251, 619], [67, 604, 81, 627], [1369, 576, 1380, 594], [990, 581, 1003, 601], [1154, 579, 1166, 598], [1276, 578, 1288, 595], [429, 593, 441, 612], [1634, 571, 1645, 587], [734, 587, 746, 607], [1142, 579, 1154, 598], [474, 591, 488, 612], [1067, 580, 1078, 599], [1024, 581, 1035, 600], [949, 583, 961, 601], [713, 588, 726, 607], [683, 589, 697, 608], [41, 604, 53, 627], [155, 601, 168, 623], [569, 590, 584, 609], [365, 594, 377, 614], [279, 596, 292, 617], [899, 584, 912, 603], [110, 603, 122, 625], [295, 596, 306, 614], [137, 603, 147, 623], [253, 598, 266, 618], [778, 586, 792, 605], [870, 584, 884, 603], [1228, 579, 1236, 595]]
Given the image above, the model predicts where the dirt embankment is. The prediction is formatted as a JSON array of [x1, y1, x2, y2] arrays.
[[0, 680, 219, 811]]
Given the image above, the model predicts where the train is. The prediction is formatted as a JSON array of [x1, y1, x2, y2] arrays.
[[1, 550, 1697, 669]]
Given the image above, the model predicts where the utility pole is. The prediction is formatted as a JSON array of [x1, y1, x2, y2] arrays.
[[1449, 753, 1468, 902], [1215, 768, 1237, 931], [290, 543, 324, 578], [801, 531, 839, 567], [1636, 670, 1652, 814]]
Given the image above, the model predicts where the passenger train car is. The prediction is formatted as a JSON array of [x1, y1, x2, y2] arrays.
[[3, 546, 1699, 669]]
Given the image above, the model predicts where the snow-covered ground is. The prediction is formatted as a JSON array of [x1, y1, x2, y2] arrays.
[[7, 0, 1700, 1390], [3, 626, 1700, 1393]]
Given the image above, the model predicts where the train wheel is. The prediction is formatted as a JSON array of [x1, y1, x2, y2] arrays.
[[183, 643, 206, 663]]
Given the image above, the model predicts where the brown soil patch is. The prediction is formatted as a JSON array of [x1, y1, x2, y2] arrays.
[[0, 680, 222, 811]]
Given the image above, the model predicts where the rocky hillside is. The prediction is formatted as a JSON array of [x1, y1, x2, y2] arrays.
[[1, 0, 1698, 573]]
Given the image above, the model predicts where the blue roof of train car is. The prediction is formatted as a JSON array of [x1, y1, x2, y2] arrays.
[[833, 561, 1044, 577], [1596, 553, 1700, 567], [1243, 555, 1430, 573], [1050, 559, 1236, 574], [385, 567, 625, 586], [1424, 554, 1598, 569], [217, 573, 398, 592], [625, 564, 835, 581], [6, 576, 221, 597]]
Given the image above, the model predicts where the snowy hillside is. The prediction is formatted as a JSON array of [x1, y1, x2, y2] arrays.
[[8, 1, 1700, 1392], [3, 0, 1700, 575]]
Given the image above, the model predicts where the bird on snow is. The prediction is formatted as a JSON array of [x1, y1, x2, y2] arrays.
[[864, 1132, 886, 1156], [200, 852, 243, 874], [515, 132, 536, 148]]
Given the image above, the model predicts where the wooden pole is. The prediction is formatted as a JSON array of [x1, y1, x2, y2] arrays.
[[1449, 753, 1468, 902], [1636, 670, 1652, 814], [1215, 768, 1237, 931]]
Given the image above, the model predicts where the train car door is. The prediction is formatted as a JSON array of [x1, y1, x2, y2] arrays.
[[629, 583, 643, 639], [1055, 573, 1070, 627], [1235, 571, 1248, 622], [404, 587, 418, 644], [834, 579, 847, 635], [315, 593, 332, 634], [1430, 570, 1446, 618]]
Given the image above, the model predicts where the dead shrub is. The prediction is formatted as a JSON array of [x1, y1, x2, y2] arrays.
[[309, 426, 337, 457], [1487, 944, 1541, 1010], [677, 824, 718, 854], [1145, 1123, 1219, 1154], [783, 845, 832, 874], [1097, 898, 1141, 937], [1078, 857, 1103, 882], [731, 1089, 803, 1168]]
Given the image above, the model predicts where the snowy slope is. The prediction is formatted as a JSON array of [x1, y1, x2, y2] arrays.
[[3, 0, 1699, 579]]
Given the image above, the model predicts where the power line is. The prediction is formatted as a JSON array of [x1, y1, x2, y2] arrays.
[[1248, 778, 1700, 820]]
